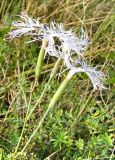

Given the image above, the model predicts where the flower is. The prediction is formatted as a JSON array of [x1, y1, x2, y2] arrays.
[[6, 14, 88, 59], [5, 14, 106, 90], [66, 59, 106, 90], [42, 22, 89, 59], [6, 13, 44, 40]]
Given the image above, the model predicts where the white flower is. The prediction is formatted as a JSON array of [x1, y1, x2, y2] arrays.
[[43, 22, 89, 59], [6, 13, 44, 40], [5, 14, 105, 90], [6, 15, 88, 59], [66, 59, 106, 90]]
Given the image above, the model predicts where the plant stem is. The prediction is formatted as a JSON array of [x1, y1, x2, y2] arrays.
[[27, 76, 52, 120], [14, 59, 63, 156], [48, 71, 72, 108], [14, 78, 51, 158], [20, 71, 72, 154], [14, 95, 32, 154], [27, 58, 63, 120], [35, 40, 48, 79], [27, 59, 63, 120], [50, 58, 63, 79]]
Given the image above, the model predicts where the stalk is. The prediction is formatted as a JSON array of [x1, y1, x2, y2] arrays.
[[19, 70, 73, 155], [35, 40, 48, 79], [48, 70, 72, 108], [50, 58, 63, 79], [14, 59, 63, 156], [27, 58, 63, 120], [49, 45, 67, 80]]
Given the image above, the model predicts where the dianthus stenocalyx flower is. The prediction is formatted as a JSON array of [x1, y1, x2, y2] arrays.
[[6, 13, 44, 40], [42, 22, 88, 58], [65, 58, 106, 90], [6, 13, 106, 90], [6, 13, 88, 58]]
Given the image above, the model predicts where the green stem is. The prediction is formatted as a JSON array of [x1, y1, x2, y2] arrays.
[[20, 71, 72, 155], [26, 76, 52, 120], [27, 58, 63, 121], [48, 71, 71, 108], [14, 95, 32, 154], [50, 58, 63, 79], [14, 59, 63, 156], [35, 40, 48, 79], [14, 78, 51, 158]]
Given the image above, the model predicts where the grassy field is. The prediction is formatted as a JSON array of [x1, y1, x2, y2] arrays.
[[0, 0, 115, 159]]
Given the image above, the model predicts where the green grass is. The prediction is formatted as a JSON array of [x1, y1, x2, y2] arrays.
[[0, 0, 114, 159]]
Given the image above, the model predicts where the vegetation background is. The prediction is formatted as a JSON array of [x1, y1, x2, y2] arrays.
[[0, 0, 114, 159]]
